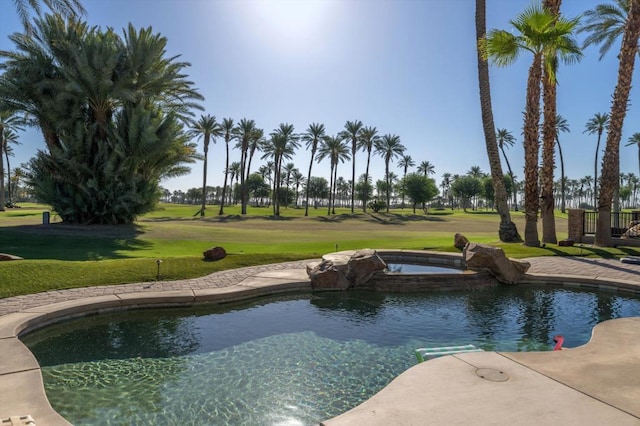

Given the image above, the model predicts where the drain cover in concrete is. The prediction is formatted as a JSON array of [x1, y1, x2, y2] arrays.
[[476, 368, 509, 382]]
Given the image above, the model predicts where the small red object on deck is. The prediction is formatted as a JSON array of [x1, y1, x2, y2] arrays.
[[553, 335, 564, 351]]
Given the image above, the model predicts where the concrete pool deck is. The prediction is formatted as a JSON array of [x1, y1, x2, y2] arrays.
[[1, 253, 639, 425]]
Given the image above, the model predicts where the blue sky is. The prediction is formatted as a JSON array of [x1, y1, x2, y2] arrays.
[[2, 0, 640, 192]]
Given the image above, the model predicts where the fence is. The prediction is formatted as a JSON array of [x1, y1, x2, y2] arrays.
[[582, 211, 640, 237]]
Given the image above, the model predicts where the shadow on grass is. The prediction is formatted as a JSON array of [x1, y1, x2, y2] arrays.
[[1, 224, 150, 261]]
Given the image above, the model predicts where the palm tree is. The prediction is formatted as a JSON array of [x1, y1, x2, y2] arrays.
[[397, 154, 415, 208], [540, 0, 581, 244], [317, 135, 350, 215], [0, 113, 23, 211], [234, 118, 257, 215], [228, 161, 241, 204], [374, 134, 406, 213], [496, 128, 518, 209], [584, 112, 610, 210], [340, 120, 363, 213], [483, 4, 581, 246], [581, 0, 640, 246], [11, 0, 86, 34], [291, 169, 305, 207], [625, 133, 640, 177], [246, 128, 265, 182], [554, 114, 571, 212], [218, 118, 235, 215], [261, 123, 299, 216], [1, 129, 20, 206], [301, 123, 326, 216], [476, 0, 522, 242], [417, 161, 435, 177], [357, 126, 379, 212], [190, 114, 222, 217]]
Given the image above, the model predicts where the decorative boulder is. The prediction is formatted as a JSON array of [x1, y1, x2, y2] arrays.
[[308, 260, 350, 290], [558, 239, 575, 247], [454, 233, 470, 250], [463, 243, 530, 284], [346, 249, 387, 287], [0, 253, 23, 261], [203, 246, 226, 261]]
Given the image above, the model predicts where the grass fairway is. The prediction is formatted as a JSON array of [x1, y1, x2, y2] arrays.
[[1, 203, 638, 298]]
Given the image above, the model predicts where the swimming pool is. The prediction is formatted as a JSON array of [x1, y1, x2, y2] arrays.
[[22, 286, 640, 425]]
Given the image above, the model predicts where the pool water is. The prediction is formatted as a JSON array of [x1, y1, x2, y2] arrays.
[[22, 286, 640, 426], [385, 263, 464, 273]]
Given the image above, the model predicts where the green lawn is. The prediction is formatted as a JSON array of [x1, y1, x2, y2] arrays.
[[1, 203, 638, 298]]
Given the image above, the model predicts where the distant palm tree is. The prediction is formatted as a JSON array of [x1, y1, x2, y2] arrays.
[[467, 166, 484, 178], [1, 129, 20, 206], [11, 0, 86, 33], [417, 160, 435, 177], [301, 123, 326, 216], [397, 154, 415, 208], [581, 0, 640, 246], [584, 112, 610, 210], [625, 132, 640, 178], [190, 114, 222, 217], [292, 169, 305, 207], [554, 114, 571, 212], [219, 118, 235, 215], [374, 134, 406, 212], [357, 126, 379, 212], [229, 161, 241, 204], [483, 3, 581, 246], [0, 113, 24, 211], [317, 135, 350, 214], [340, 120, 363, 213], [261, 123, 299, 216], [496, 128, 518, 209], [234, 118, 257, 214]]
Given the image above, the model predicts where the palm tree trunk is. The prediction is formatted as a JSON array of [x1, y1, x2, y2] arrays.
[[385, 160, 391, 213], [476, 0, 521, 242], [523, 53, 543, 247], [594, 132, 602, 209], [556, 137, 566, 213], [304, 147, 315, 216], [351, 143, 356, 213], [5, 150, 12, 206], [499, 146, 517, 209], [219, 140, 230, 215], [332, 164, 338, 215], [0, 132, 5, 211], [363, 150, 372, 212], [200, 137, 209, 217], [597, 0, 640, 246]]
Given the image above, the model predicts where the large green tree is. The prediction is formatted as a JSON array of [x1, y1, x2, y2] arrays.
[[401, 173, 438, 214], [483, 4, 580, 246], [0, 15, 202, 224]]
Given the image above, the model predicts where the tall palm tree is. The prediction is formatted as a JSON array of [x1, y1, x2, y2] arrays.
[[625, 133, 640, 177], [261, 123, 299, 216], [417, 160, 435, 177], [496, 128, 518, 209], [340, 120, 363, 213], [11, 0, 86, 34], [234, 118, 257, 215], [584, 112, 610, 210], [190, 114, 222, 217], [218, 118, 235, 215], [581, 0, 640, 246], [246, 128, 264, 182], [483, 4, 581, 246], [397, 153, 415, 208], [357, 126, 379, 212], [374, 134, 406, 213], [554, 114, 571, 212], [0, 113, 23, 211], [301, 123, 326, 216], [476, 0, 522, 242], [540, 0, 581, 244], [317, 135, 350, 215]]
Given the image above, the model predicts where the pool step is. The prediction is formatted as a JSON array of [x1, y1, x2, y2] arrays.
[[415, 345, 484, 362]]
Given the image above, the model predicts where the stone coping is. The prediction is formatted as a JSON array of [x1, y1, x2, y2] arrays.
[[1, 252, 640, 425]]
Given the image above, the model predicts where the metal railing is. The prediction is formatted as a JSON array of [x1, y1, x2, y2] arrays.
[[583, 211, 640, 236]]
